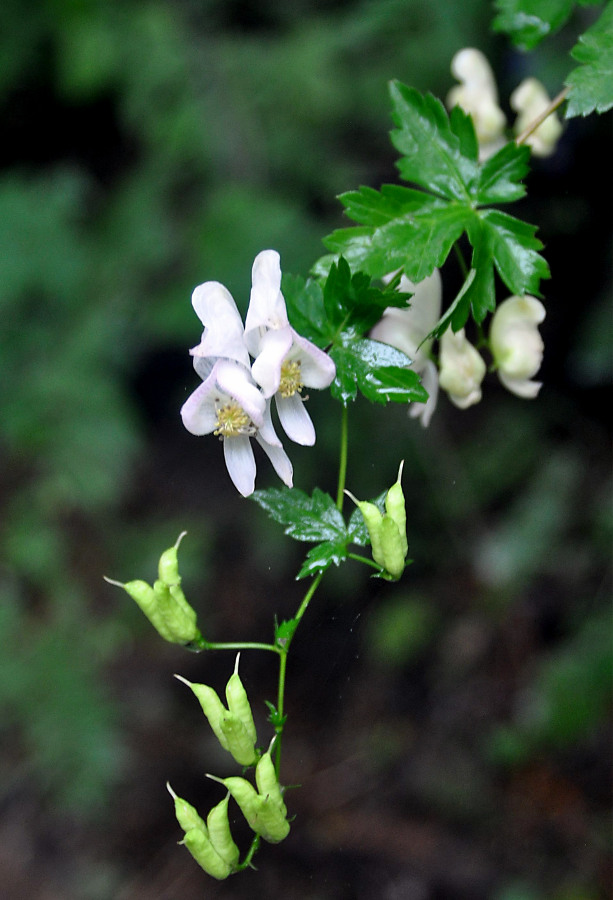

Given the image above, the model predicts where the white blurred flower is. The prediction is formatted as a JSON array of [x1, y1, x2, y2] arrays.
[[244, 250, 336, 446], [447, 48, 506, 160], [370, 270, 442, 426], [490, 295, 546, 398], [511, 78, 562, 157], [438, 328, 486, 409], [181, 358, 292, 497]]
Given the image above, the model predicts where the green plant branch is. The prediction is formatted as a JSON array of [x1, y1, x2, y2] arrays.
[[515, 86, 569, 147]]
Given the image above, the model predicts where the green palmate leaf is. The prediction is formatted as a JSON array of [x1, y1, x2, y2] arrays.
[[566, 3, 613, 116], [476, 142, 531, 204], [493, 0, 576, 50], [320, 83, 548, 338], [330, 335, 428, 405], [389, 82, 478, 201], [429, 269, 477, 338], [297, 541, 349, 579], [251, 487, 345, 543], [282, 274, 330, 346]]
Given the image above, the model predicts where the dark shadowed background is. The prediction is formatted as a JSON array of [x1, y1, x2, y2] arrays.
[[0, 1, 611, 898]]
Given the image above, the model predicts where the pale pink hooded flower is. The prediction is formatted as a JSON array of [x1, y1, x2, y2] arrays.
[[244, 250, 336, 446], [447, 48, 506, 161], [438, 328, 486, 409], [181, 276, 292, 496], [370, 270, 442, 427], [490, 295, 545, 398]]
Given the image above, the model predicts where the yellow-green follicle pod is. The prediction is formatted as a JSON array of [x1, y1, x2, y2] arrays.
[[378, 516, 406, 580], [206, 794, 240, 868], [255, 750, 287, 817], [225, 653, 257, 745], [219, 713, 258, 766], [174, 675, 230, 751], [214, 776, 260, 833], [106, 578, 177, 642], [166, 782, 206, 833], [384, 460, 408, 558], [181, 827, 232, 880], [153, 579, 199, 643], [251, 793, 291, 843], [157, 531, 187, 585]]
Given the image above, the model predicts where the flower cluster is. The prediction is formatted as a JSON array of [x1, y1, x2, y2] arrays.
[[447, 48, 562, 159], [181, 250, 336, 496], [370, 272, 546, 425]]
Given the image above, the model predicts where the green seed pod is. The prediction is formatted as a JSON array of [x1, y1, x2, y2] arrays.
[[215, 776, 260, 832], [251, 793, 291, 844], [175, 675, 230, 751], [206, 794, 240, 868], [157, 531, 187, 585], [384, 461, 407, 558], [104, 577, 177, 642], [379, 515, 406, 580], [255, 751, 287, 817], [166, 782, 206, 834], [152, 579, 199, 643], [219, 714, 258, 766], [181, 827, 232, 880], [225, 653, 257, 745]]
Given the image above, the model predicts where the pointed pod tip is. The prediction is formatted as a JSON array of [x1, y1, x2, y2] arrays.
[[173, 673, 191, 687], [166, 781, 178, 799], [103, 575, 124, 588], [174, 530, 188, 549]]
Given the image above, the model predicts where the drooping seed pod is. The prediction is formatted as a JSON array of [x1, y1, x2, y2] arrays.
[[251, 793, 291, 843], [157, 531, 187, 585], [384, 460, 408, 558], [175, 675, 230, 751], [104, 577, 177, 642], [153, 579, 198, 643], [379, 515, 406, 580], [212, 776, 260, 833], [181, 827, 233, 880], [225, 653, 257, 745], [166, 782, 207, 834], [219, 714, 258, 766], [206, 794, 240, 868], [255, 751, 287, 817]]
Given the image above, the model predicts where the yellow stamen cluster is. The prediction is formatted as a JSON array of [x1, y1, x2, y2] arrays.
[[279, 359, 303, 398], [214, 402, 254, 438]]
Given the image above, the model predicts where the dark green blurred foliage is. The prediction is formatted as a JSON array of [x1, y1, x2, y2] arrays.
[[0, 1, 610, 898]]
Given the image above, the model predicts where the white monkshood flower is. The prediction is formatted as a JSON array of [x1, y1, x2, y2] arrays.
[[490, 295, 546, 399], [370, 270, 442, 426], [510, 78, 562, 158], [438, 328, 486, 409], [244, 249, 336, 446], [447, 48, 506, 160], [181, 358, 293, 497]]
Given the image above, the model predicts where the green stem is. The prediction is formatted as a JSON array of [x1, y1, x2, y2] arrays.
[[347, 551, 383, 571], [274, 403, 350, 772], [336, 404, 349, 510], [197, 638, 281, 655]]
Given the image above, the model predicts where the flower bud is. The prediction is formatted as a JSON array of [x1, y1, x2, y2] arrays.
[[438, 328, 486, 408], [490, 295, 545, 398], [346, 461, 408, 580]]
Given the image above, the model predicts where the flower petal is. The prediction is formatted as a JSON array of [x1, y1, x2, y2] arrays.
[[251, 326, 293, 398], [223, 435, 257, 497], [409, 358, 439, 427], [190, 282, 250, 368], [215, 360, 266, 428], [498, 372, 542, 399], [180, 367, 223, 435], [255, 432, 293, 488], [244, 250, 288, 355], [275, 393, 316, 446], [288, 330, 336, 389]]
